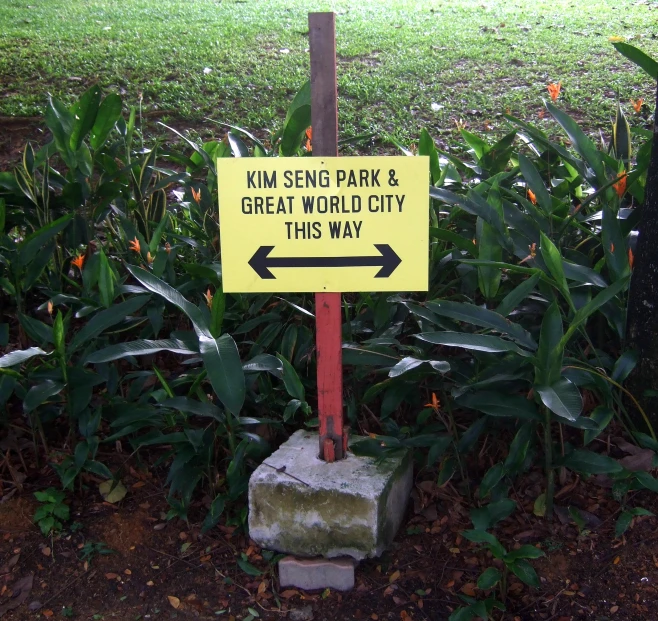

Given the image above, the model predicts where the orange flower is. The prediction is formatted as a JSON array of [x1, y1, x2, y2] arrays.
[[304, 127, 312, 152], [147, 251, 154, 264], [527, 189, 537, 205], [203, 288, 213, 309], [520, 242, 537, 265], [631, 98, 643, 113], [129, 237, 141, 254], [628, 247, 634, 270], [613, 172, 627, 198], [425, 393, 440, 414], [610, 243, 615, 253], [72, 254, 85, 272], [191, 187, 201, 204], [547, 82, 561, 102], [47, 300, 53, 315], [538, 109, 546, 120]]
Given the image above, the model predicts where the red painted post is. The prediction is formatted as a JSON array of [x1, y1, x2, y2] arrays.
[[309, 12, 344, 462]]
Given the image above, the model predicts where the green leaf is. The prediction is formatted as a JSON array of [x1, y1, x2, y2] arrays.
[[535, 301, 563, 386], [470, 499, 516, 531], [546, 101, 605, 186], [388, 356, 450, 378], [509, 559, 541, 588], [90, 94, 122, 150], [202, 496, 225, 533], [477, 567, 502, 590], [496, 273, 541, 317], [615, 510, 633, 538], [70, 85, 101, 151], [612, 42, 658, 79], [237, 556, 263, 576], [429, 227, 478, 255], [536, 378, 582, 422], [562, 449, 623, 474], [45, 94, 75, 165], [539, 232, 571, 306], [419, 128, 441, 184], [479, 462, 505, 499], [276, 353, 305, 401], [68, 295, 151, 353], [199, 334, 245, 414], [24, 380, 65, 414], [518, 153, 552, 214], [634, 471, 658, 493], [461, 529, 507, 559], [560, 276, 630, 348], [162, 397, 224, 421], [612, 101, 631, 163], [98, 249, 114, 309], [612, 350, 638, 383], [457, 391, 540, 420], [504, 421, 534, 474], [53, 311, 65, 360], [126, 265, 211, 338], [505, 545, 545, 561], [279, 80, 311, 157], [416, 332, 532, 356], [86, 338, 197, 363], [17, 213, 73, 268], [0, 346, 44, 368], [476, 217, 502, 299], [584, 406, 615, 446], [210, 284, 225, 338], [426, 300, 536, 350]]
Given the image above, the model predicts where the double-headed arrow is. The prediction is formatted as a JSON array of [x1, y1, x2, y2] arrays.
[[248, 244, 402, 279]]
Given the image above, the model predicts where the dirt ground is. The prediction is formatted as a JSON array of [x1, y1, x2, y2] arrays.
[[1, 458, 657, 621]]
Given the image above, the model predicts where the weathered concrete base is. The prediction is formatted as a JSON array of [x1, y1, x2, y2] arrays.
[[248, 430, 412, 560], [279, 556, 355, 591]]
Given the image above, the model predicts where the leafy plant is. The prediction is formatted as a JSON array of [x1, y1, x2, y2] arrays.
[[33, 488, 69, 536]]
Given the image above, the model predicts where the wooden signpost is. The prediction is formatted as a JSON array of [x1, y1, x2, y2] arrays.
[[218, 13, 428, 463]]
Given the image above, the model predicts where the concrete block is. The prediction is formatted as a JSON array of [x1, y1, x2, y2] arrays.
[[248, 430, 412, 560], [279, 556, 355, 591]]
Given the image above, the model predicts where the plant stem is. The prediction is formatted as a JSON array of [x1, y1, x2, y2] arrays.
[[543, 409, 554, 519]]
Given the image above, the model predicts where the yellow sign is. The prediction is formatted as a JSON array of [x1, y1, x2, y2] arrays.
[[217, 156, 429, 293]]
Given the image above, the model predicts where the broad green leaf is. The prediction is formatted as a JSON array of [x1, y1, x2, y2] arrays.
[[99, 480, 127, 504], [68, 296, 150, 353], [535, 301, 563, 386], [388, 356, 450, 378], [98, 249, 114, 308], [505, 545, 545, 561], [162, 397, 224, 421], [429, 227, 478, 255], [612, 350, 638, 383], [612, 42, 658, 79], [456, 391, 540, 420], [86, 338, 197, 363], [210, 284, 225, 338], [199, 334, 245, 414], [427, 300, 536, 350], [279, 80, 311, 157], [17, 213, 73, 268], [0, 347, 49, 368], [634, 471, 658, 493], [45, 94, 75, 165], [561, 449, 623, 474], [509, 559, 541, 588], [496, 273, 541, 317], [470, 499, 516, 530], [615, 510, 633, 538], [53, 311, 65, 359], [461, 529, 506, 558], [416, 332, 532, 356], [478, 462, 505, 499], [539, 232, 571, 306], [584, 406, 615, 445], [536, 378, 582, 422], [518, 153, 552, 214], [546, 101, 605, 186], [419, 128, 441, 184], [277, 353, 305, 401], [70, 84, 101, 151], [90, 94, 122, 150], [24, 380, 64, 413], [126, 265, 211, 338], [237, 556, 263, 576], [612, 102, 631, 163], [561, 276, 630, 347], [202, 496, 225, 533], [504, 422, 534, 474], [477, 567, 502, 590], [476, 217, 502, 299]]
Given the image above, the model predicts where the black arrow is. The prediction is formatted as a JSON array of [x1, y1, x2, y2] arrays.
[[248, 244, 402, 279]]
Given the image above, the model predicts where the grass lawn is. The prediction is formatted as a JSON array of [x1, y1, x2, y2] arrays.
[[0, 0, 657, 144]]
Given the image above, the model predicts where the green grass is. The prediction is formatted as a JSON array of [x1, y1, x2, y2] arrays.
[[1, 0, 657, 144]]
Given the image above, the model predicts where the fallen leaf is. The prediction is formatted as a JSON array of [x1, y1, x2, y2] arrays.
[[124, 569, 132, 575], [0, 574, 34, 617], [40, 548, 51, 558], [280, 589, 299, 599], [146, 581, 154, 586], [132, 481, 146, 489], [611, 605, 619, 613], [168, 595, 181, 609], [257, 581, 267, 595], [42, 610, 53, 618], [99, 480, 127, 504], [389, 570, 401, 583], [200, 555, 211, 562], [461, 583, 477, 597]]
